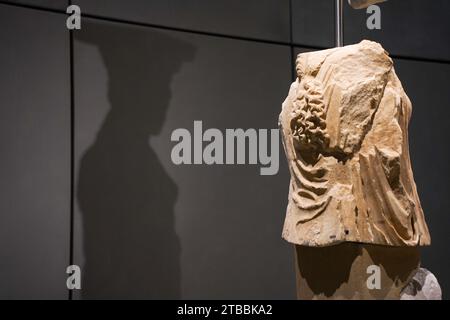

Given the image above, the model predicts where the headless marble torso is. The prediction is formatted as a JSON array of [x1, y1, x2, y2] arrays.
[[279, 40, 430, 247]]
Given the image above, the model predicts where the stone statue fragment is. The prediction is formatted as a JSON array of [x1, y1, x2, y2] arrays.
[[279, 40, 431, 248]]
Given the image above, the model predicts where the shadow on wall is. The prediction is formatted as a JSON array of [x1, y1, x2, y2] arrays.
[[75, 21, 195, 299]]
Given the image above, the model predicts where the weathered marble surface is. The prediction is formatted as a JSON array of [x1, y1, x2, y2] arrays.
[[401, 268, 442, 300], [279, 40, 430, 247]]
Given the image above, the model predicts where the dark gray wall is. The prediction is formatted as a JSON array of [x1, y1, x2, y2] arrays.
[[73, 0, 290, 42], [292, 0, 334, 48], [1, 0, 68, 9], [0, 4, 70, 299], [0, 0, 449, 300], [344, 0, 450, 61], [72, 19, 294, 299], [292, 0, 450, 61]]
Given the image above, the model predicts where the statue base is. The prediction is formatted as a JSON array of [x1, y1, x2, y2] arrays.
[[294, 243, 421, 300]]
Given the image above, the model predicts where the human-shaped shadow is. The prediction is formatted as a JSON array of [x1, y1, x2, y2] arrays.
[[76, 21, 195, 299]]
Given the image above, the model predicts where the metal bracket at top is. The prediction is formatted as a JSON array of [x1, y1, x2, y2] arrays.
[[335, 0, 344, 47]]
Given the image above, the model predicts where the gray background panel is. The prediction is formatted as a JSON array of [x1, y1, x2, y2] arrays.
[[73, 0, 290, 42], [292, 0, 334, 49], [73, 18, 295, 299], [344, 0, 450, 61], [0, 0, 68, 10], [292, 0, 450, 62], [0, 4, 70, 299]]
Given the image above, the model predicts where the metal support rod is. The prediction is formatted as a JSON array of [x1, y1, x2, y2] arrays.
[[335, 0, 344, 47]]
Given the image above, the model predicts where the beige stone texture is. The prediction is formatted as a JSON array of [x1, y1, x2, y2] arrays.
[[279, 40, 430, 247]]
